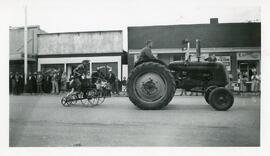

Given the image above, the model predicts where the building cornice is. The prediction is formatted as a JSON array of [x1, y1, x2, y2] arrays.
[[129, 47, 261, 54], [37, 52, 124, 58]]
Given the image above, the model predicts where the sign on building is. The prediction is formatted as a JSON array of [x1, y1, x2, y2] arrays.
[[237, 52, 260, 60], [216, 56, 231, 71]]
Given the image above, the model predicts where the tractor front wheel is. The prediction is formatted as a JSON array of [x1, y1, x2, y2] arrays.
[[208, 87, 234, 111], [204, 86, 217, 104]]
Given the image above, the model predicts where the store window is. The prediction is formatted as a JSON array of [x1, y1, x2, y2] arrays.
[[92, 62, 118, 78], [41, 64, 64, 73], [173, 54, 185, 61]]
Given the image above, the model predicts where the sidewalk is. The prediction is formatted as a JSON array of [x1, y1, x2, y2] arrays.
[[174, 89, 260, 97], [11, 91, 129, 97], [10, 90, 260, 97]]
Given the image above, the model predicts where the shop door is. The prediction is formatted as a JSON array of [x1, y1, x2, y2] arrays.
[[239, 61, 258, 81], [239, 63, 248, 73]]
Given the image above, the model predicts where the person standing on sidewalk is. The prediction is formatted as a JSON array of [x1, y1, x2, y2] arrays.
[[10, 73, 16, 95], [107, 70, 116, 95], [14, 72, 20, 95], [61, 72, 67, 93], [32, 72, 37, 94], [51, 71, 59, 94], [27, 72, 33, 94], [18, 73, 24, 94], [121, 76, 127, 96], [36, 72, 43, 94], [251, 71, 260, 95]]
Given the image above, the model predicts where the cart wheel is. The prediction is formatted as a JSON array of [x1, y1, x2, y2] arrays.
[[96, 91, 106, 105], [76, 92, 86, 106], [70, 94, 78, 105], [80, 92, 91, 107], [65, 94, 77, 105], [61, 97, 70, 107], [87, 89, 100, 106], [65, 96, 73, 106], [81, 98, 89, 106]]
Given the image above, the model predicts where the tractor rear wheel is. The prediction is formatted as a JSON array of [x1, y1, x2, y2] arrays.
[[127, 62, 176, 110], [208, 87, 234, 111]]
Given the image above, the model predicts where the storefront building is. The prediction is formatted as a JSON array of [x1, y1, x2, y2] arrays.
[[128, 19, 261, 82], [9, 25, 46, 74], [37, 30, 124, 80]]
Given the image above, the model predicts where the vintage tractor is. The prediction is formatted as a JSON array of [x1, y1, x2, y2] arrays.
[[127, 40, 234, 110]]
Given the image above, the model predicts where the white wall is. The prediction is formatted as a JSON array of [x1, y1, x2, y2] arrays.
[[38, 56, 122, 80], [38, 31, 123, 55]]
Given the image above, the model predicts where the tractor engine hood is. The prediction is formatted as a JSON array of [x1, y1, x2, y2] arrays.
[[168, 61, 229, 86]]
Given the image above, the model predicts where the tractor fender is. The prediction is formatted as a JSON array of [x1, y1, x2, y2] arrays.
[[134, 59, 167, 67]]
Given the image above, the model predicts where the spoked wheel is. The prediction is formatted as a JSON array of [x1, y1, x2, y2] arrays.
[[61, 96, 70, 107], [65, 95, 74, 106], [97, 95, 105, 105], [204, 86, 217, 104], [79, 92, 90, 107], [80, 90, 93, 107], [81, 99, 89, 106], [70, 94, 78, 105], [208, 87, 234, 111], [96, 90, 106, 105], [87, 89, 100, 107], [64, 94, 77, 106]]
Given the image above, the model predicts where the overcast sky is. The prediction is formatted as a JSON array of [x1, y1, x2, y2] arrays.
[[4, 0, 261, 50]]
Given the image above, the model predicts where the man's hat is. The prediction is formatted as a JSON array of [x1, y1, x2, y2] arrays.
[[145, 40, 153, 45]]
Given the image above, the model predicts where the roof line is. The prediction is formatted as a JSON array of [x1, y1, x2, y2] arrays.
[[37, 30, 123, 35], [9, 25, 40, 30], [127, 22, 261, 29]]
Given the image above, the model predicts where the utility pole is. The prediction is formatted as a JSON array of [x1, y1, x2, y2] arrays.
[[24, 5, 28, 85], [196, 39, 201, 62]]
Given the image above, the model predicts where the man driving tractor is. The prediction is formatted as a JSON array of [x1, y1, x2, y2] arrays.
[[138, 40, 156, 62]]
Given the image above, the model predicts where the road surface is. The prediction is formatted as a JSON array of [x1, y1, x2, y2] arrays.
[[9, 94, 260, 146]]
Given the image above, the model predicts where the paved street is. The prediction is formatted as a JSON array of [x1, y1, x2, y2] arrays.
[[9, 94, 260, 147]]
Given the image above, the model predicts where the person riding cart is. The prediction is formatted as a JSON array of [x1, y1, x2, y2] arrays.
[[68, 60, 89, 97]]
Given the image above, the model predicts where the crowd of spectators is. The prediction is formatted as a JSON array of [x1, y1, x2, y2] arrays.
[[9, 70, 66, 95], [237, 71, 260, 96], [9, 69, 128, 96], [9, 72, 24, 95]]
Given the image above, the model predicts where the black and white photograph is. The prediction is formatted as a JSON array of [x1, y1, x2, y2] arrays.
[[1, 0, 270, 155]]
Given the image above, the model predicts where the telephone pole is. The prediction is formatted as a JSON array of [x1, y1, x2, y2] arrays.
[[24, 5, 28, 85]]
